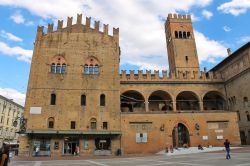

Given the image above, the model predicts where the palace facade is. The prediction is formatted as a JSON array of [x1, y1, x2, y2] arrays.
[[19, 13, 250, 156]]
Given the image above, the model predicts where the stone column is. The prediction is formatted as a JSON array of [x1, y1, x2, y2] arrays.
[[199, 101, 204, 111], [145, 99, 149, 112], [172, 101, 176, 112]]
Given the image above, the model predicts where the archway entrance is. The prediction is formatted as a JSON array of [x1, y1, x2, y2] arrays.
[[172, 123, 190, 147]]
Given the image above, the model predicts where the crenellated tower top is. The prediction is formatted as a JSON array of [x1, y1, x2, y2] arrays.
[[35, 13, 119, 41]]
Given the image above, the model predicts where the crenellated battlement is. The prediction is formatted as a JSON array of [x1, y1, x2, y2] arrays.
[[120, 70, 222, 82], [167, 13, 191, 20], [35, 13, 119, 40]]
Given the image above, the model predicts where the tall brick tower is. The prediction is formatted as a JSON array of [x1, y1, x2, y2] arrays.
[[19, 14, 121, 157], [165, 14, 200, 74]]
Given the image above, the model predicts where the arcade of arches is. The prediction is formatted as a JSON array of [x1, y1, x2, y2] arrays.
[[120, 90, 226, 112]]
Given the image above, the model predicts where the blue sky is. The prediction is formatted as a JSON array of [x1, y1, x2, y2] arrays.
[[0, 0, 249, 106]]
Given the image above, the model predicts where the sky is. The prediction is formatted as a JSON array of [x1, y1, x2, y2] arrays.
[[0, 0, 250, 106]]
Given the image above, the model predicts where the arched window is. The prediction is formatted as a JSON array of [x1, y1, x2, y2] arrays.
[[83, 57, 100, 75], [51, 63, 56, 73], [56, 63, 61, 73], [187, 32, 191, 38], [81, 94, 86, 106], [48, 117, 54, 128], [100, 94, 105, 106], [94, 64, 99, 74], [50, 56, 67, 74], [89, 64, 94, 74], [51, 93, 56, 105], [179, 31, 182, 38], [183, 32, 187, 38], [175, 31, 178, 38], [61, 63, 66, 73], [90, 118, 97, 130]]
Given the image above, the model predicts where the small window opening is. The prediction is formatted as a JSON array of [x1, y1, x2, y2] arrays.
[[71, 121, 76, 129], [175, 31, 178, 38], [179, 31, 182, 38]]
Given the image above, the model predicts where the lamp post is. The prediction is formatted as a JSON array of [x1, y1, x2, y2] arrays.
[[12, 116, 27, 135]]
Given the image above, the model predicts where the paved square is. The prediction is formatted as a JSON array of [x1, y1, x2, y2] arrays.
[[10, 148, 250, 166]]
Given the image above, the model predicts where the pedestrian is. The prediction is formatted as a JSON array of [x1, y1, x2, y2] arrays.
[[75, 145, 79, 155], [35, 146, 39, 157], [0, 144, 10, 166], [224, 139, 231, 159]]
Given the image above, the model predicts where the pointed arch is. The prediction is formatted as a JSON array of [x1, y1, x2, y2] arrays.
[[50, 55, 67, 73], [83, 56, 100, 75], [172, 123, 190, 147]]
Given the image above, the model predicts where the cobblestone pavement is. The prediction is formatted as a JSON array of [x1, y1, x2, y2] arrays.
[[10, 147, 250, 166]]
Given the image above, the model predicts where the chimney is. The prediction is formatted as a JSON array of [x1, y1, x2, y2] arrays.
[[227, 48, 231, 56]]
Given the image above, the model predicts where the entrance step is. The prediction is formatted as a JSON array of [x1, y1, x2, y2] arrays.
[[94, 150, 112, 156]]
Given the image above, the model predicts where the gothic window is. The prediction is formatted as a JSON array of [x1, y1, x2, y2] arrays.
[[56, 63, 61, 73], [50, 56, 67, 74], [90, 118, 97, 130], [84, 64, 99, 75], [51, 63, 56, 73], [81, 94, 86, 106], [100, 94, 105, 106], [61, 63, 66, 73], [83, 57, 100, 75], [48, 117, 54, 128], [50, 93, 56, 105], [175, 31, 178, 38], [179, 31, 182, 38], [183, 31, 187, 38], [187, 32, 191, 38]]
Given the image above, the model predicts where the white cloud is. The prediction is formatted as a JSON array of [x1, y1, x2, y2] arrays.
[[10, 11, 34, 26], [10, 12, 25, 24], [202, 10, 213, 19], [194, 30, 228, 64], [0, 87, 25, 106], [218, 0, 250, 16], [0, 0, 224, 70], [223, 26, 231, 32], [0, 30, 23, 42], [0, 41, 32, 62], [240, 36, 250, 43]]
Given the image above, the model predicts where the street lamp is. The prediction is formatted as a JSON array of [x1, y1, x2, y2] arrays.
[[12, 116, 27, 134]]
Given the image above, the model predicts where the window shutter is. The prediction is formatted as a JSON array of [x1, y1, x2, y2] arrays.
[[136, 133, 141, 143], [142, 133, 147, 143]]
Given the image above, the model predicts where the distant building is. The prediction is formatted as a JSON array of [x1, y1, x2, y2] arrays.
[[0, 95, 24, 147], [19, 13, 249, 157]]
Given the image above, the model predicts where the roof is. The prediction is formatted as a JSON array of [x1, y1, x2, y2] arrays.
[[0, 95, 24, 109], [211, 41, 250, 72]]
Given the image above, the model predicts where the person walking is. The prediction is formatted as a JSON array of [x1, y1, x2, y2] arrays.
[[35, 146, 39, 157], [0, 144, 10, 166], [224, 139, 231, 159]]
